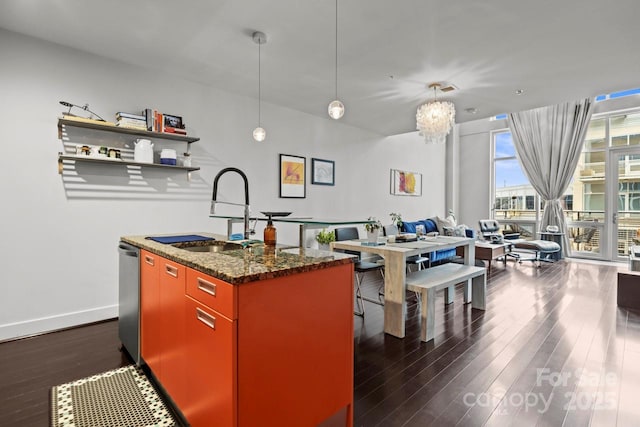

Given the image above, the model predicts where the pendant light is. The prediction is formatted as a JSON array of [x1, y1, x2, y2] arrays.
[[252, 31, 267, 142], [416, 83, 456, 144], [328, 0, 344, 120]]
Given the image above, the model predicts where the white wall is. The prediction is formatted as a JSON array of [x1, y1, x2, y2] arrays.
[[456, 119, 505, 230], [0, 29, 445, 340]]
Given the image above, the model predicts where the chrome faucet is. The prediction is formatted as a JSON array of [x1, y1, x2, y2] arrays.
[[211, 167, 251, 240]]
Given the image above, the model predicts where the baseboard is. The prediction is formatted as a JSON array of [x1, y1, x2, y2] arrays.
[[0, 305, 118, 342]]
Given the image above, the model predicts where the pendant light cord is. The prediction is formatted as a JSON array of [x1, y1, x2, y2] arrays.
[[335, 0, 338, 100], [258, 41, 262, 126]]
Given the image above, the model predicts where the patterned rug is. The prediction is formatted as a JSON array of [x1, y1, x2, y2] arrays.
[[51, 365, 177, 427]]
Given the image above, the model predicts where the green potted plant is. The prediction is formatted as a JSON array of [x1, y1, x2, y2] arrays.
[[364, 217, 383, 243], [315, 228, 335, 250], [390, 212, 403, 230]]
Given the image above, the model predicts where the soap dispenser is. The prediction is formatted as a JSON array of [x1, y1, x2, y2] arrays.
[[264, 215, 277, 246]]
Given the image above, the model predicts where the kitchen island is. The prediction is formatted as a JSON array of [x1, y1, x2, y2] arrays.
[[121, 233, 356, 427]]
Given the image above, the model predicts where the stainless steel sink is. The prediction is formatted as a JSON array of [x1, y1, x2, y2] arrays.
[[173, 241, 244, 253]]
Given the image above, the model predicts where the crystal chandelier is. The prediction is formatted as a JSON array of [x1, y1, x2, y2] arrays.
[[416, 83, 456, 144]]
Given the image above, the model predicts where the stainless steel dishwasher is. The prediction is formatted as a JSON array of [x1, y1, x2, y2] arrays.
[[118, 241, 141, 365]]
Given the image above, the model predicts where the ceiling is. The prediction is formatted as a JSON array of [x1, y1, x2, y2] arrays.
[[2, 0, 640, 136]]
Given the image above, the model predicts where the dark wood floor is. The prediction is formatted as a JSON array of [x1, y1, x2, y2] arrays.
[[2, 259, 639, 426]]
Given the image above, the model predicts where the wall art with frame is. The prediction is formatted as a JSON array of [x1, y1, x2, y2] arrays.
[[311, 158, 335, 186], [279, 154, 306, 198], [390, 169, 422, 196]]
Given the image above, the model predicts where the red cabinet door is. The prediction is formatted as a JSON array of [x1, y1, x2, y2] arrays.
[[140, 250, 161, 374], [186, 267, 237, 319], [183, 295, 237, 427], [159, 258, 187, 409]]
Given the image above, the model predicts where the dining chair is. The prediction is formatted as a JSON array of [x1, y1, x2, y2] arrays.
[[334, 227, 385, 316]]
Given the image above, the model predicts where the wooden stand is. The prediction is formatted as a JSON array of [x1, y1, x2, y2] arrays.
[[617, 271, 640, 310]]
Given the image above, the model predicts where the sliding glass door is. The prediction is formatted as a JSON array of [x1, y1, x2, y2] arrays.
[[570, 111, 640, 261], [567, 118, 606, 259], [611, 148, 640, 260]]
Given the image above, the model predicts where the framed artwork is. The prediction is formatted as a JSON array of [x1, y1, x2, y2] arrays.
[[390, 169, 422, 196], [279, 154, 306, 198], [163, 114, 184, 129], [311, 158, 335, 186]]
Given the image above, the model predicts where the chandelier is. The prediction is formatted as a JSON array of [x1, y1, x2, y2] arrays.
[[416, 83, 456, 144]]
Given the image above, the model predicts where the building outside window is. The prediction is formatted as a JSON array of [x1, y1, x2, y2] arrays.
[[492, 131, 574, 241], [492, 131, 538, 239]]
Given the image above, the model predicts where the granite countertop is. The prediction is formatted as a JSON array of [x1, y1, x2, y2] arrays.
[[121, 233, 355, 284]]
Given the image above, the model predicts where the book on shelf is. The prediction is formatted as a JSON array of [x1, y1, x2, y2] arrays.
[[116, 117, 147, 127], [163, 126, 187, 135], [116, 112, 146, 121], [116, 122, 148, 130], [154, 111, 164, 133], [144, 108, 154, 131]]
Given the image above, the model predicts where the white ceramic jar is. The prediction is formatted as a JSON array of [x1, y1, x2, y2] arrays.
[[134, 139, 154, 163]]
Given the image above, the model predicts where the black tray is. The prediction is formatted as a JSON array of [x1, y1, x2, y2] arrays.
[[260, 211, 292, 218]]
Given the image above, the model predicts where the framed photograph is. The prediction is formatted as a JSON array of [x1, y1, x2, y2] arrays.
[[311, 158, 335, 186], [279, 154, 306, 198], [163, 114, 184, 129], [390, 169, 422, 196]]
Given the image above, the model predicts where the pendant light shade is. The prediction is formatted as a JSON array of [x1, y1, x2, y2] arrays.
[[328, 100, 345, 119], [252, 31, 267, 142], [328, 0, 344, 120], [252, 127, 266, 142]]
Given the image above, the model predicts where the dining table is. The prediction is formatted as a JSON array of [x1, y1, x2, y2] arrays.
[[332, 235, 476, 339]]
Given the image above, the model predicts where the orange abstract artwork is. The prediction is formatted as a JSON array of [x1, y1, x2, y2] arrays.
[[391, 169, 422, 196], [281, 161, 304, 185]]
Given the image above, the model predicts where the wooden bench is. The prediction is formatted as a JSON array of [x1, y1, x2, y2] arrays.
[[406, 263, 486, 342]]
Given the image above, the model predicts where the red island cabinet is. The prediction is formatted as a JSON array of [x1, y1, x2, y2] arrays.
[[158, 257, 187, 409], [182, 263, 354, 427], [140, 251, 187, 409], [140, 250, 161, 374]]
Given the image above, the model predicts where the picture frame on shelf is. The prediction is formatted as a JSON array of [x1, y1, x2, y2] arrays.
[[279, 154, 306, 198], [311, 158, 335, 186], [390, 168, 422, 196], [163, 114, 184, 129]]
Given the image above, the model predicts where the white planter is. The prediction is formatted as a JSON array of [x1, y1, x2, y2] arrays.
[[318, 243, 330, 251], [367, 229, 380, 243]]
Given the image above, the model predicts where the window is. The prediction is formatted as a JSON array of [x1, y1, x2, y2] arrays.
[[492, 131, 537, 220]]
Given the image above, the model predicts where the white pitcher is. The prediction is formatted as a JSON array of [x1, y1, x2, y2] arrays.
[[134, 139, 154, 163]]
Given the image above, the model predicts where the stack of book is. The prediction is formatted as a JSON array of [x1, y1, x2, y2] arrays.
[[115, 112, 147, 130], [143, 108, 187, 135]]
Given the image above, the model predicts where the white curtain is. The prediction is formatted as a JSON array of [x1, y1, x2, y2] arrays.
[[508, 98, 594, 253]]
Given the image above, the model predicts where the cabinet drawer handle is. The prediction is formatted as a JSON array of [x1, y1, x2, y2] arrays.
[[165, 264, 178, 278], [197, 277, 217, 296], [196, 307, 216, 330], [144, 255, 155, 266]]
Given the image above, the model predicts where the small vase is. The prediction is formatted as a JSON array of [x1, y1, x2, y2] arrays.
[[367, 229, 380, 243], [318, 243, 330, 251]]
